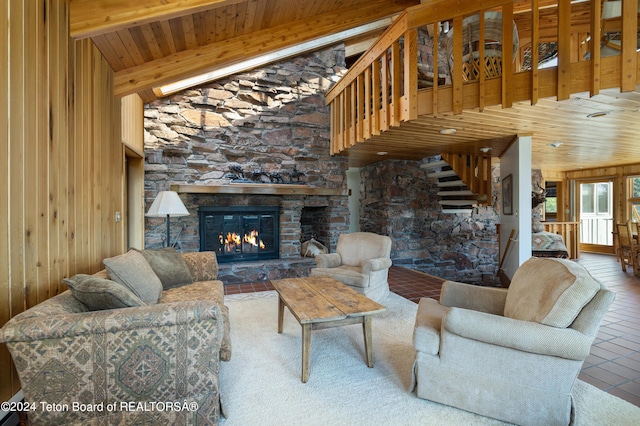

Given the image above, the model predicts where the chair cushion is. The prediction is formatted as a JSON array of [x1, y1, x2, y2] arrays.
[[63, 274, 146, 311], [103, 250, 163, 304], [336, 232, 391, 266], [504, 257, 601, 328], [137, 247, 193, 290]]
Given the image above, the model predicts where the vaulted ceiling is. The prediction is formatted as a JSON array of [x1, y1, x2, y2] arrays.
[[70, 0, 640, 172]]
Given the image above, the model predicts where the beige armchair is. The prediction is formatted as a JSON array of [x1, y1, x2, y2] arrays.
[[411, 257, 615, 426], [310, 232, 392, 302]]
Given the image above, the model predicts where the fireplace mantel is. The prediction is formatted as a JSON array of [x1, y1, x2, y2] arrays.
[[171, 184, 347, 196]]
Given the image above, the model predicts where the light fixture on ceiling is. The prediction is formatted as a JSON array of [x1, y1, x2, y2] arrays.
[[439, 128, 457, 135], [548, 142, 563, 148], [479, 147, 492, 153], [587, 111, 610, 118], [376, 151, 389, 156], [154, 16, 396, 97]]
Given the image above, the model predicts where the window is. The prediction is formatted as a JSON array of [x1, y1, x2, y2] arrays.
[[628, 176, 640, 222], [543, 182, 557, 220], [581, 182, 612, 217]]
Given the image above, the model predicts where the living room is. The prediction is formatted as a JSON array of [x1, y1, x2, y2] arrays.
[[2, 0, 640, 425]]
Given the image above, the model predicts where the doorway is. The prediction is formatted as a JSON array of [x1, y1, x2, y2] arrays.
[[578, 180, 614, 253]]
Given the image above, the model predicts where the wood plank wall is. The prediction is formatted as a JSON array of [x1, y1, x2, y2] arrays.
[[0, 0, 125, 402]]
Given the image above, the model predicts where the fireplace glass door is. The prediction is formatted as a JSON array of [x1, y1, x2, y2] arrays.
[[199, 206, 279, 263]]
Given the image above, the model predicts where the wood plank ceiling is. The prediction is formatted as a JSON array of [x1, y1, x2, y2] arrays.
[[70, 0, 640, 172]]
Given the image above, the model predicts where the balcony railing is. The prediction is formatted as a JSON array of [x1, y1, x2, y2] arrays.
[[325, 0, 640, 156]]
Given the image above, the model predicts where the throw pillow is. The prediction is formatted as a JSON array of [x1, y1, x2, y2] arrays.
[[63, 274, 146, 311], [103, 250, 163, 304], [182, 251, 219, 282], [504, 257, 601, 328], [136, 247, 193, 290]]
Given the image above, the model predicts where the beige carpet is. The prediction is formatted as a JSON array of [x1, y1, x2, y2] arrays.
[[219, 291, 640, 426]]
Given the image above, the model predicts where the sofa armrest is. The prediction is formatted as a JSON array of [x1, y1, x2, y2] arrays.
[[315, 253, 342, 268], [439, 280, 507, 315], [1, 296, 223, 343], [362, 258, 392, 274], [182, 251, 219, 281], [443, 307, 593, 360]]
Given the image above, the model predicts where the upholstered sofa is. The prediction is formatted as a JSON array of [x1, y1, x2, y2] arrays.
[[411, 257, 615, 426], [0, 248, 230, 426], [310, 232, 393, 302]]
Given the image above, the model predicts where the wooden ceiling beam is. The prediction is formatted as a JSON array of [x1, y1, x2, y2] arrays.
[[70, 0, 245, 39], [114, 0, 417, 97]]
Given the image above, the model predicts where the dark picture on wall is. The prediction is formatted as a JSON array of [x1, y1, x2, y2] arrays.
[[503, 174, 513, 215]]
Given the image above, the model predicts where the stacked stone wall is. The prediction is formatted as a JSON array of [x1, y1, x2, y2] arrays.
[[143, 43, 505, 285], [360, 159, 501, 286], [143, 46, 349, 282]]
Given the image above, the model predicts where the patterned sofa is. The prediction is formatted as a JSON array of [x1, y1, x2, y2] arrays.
[[0, 249, 230, 425]]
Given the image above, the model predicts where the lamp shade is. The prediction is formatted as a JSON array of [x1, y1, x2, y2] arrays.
[[146, 191, 189, 217]]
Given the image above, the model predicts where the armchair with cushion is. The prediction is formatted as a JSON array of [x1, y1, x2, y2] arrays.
[[411, 257, 615, 426], [310, 232, 392, 302]]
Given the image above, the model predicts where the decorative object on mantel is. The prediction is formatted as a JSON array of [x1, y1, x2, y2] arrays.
[[227, 165, 306, 185], [146, 191, 189, 248], [301, 237, 328, 257]]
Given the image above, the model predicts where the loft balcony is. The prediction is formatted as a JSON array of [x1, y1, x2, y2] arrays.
[[325, 0, 640, 172]]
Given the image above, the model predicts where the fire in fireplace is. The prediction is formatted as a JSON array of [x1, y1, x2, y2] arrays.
[[199, 206, 279, 263]]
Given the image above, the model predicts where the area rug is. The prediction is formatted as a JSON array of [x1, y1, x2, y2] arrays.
[[219, 291, 640, 425]]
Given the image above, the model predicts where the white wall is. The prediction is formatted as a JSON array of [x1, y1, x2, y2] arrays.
[[346, 167, 361, 232], [499, 136, 533, 279]]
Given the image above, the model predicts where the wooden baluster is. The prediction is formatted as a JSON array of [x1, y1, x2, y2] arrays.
[[479, 11, 486, 112], [364, 66, 371, 140], [372, 59, 381, 135], [557, 0, 571, 100], [381, 50, 389, 132], [621, 0, 638, 92], [403, 28, 418, 121], [452, 16, 463, 114], [356, 74, 364, 143], [531, 0, 540, 105], [349, 81, 357, 147], [433, 21, 439, 118], [501, 2, 514, 108], [391, 41, 401, 126], [590, 0, 601, 96]]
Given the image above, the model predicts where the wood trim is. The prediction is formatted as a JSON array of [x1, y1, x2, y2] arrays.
[[70, 0, 242, 39], [557, 0, 571, 100], [171, 184, 348, 196], [115, 0, 413, 97], [590, 0, 601, 96], [621, 0, 639, 91]]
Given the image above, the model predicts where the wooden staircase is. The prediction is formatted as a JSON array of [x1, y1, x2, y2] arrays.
[[421, 154, 492, 213]]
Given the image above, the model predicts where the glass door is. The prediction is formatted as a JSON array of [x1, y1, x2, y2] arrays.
[[579, 180, 614, 251]]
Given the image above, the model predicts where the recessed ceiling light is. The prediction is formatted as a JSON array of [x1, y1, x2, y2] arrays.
[[587, 111, 610, 118], [376, 151, 388, 156], [480, 147, 492, 153], [548, 142, 563, 148], [440, 128, 457, 135]]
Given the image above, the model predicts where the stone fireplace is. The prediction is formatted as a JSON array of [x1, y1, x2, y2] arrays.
[[162, 191, 349, 283]]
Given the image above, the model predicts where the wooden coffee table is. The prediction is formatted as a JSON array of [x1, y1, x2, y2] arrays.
[[271, 276, 386, 383]]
